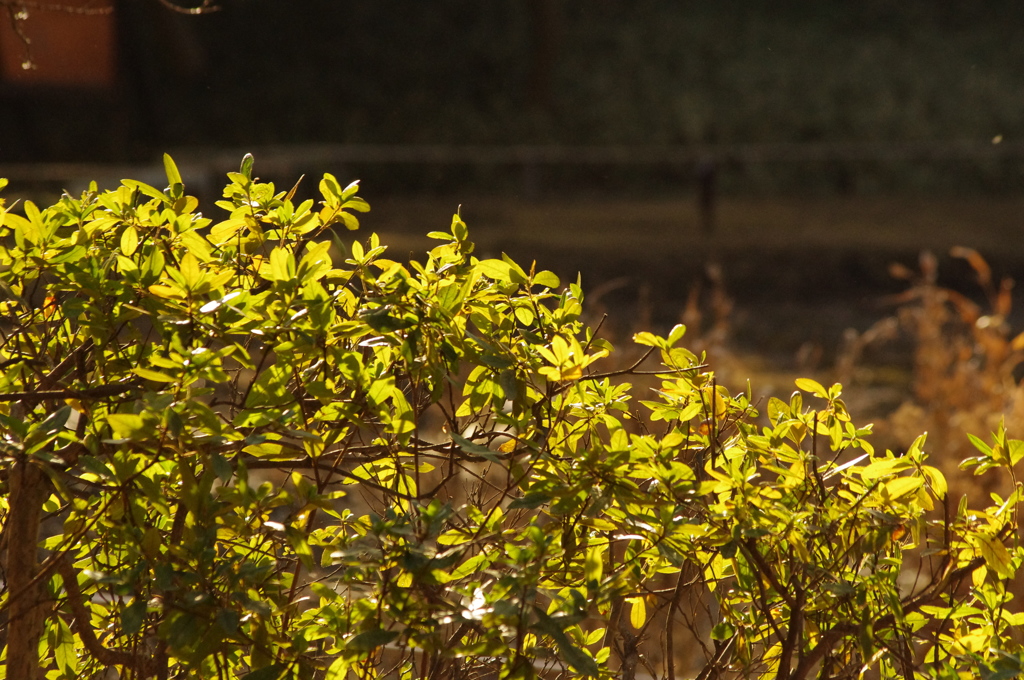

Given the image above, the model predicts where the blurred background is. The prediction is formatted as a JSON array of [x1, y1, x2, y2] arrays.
[[6, 2, 1024, 182], [4, 0, 1024, 459]]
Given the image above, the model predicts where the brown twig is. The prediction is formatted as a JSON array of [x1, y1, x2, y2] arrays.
[[57, 555, 161, 676], [155, 0, 219, 14], [0, 1, 113, 14], [0, 381, 137, 403]]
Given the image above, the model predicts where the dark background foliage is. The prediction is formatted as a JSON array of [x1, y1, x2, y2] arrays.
[[5, 0, 1024, 192]]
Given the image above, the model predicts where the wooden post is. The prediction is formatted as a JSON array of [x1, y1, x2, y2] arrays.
[[696, 157, 717, 237]]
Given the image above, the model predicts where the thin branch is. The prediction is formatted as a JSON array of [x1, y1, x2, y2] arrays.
[[4, 3, 31, 68], [776, 580, 804, 680], [787, 556, 987, 680], [741, 538, 796, 609], [0, 1, 113, 15], [155, 0, 219, 15], [57, 555, 161, 676], [694, 635, 736, 680], [0, 381, 137, 403], [581, 350, 708, 383]]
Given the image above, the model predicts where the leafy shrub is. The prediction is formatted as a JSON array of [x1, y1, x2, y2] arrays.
[[0, 158, 1023, 679]]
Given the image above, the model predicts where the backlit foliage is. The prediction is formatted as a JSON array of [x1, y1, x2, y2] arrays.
[[0, 158, 1022, 679]]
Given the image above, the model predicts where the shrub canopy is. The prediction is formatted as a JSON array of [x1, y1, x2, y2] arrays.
[[0, 157, 1022, 679]]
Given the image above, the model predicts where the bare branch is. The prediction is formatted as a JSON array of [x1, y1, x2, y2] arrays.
[[0, 1, 113, 15], [155, 0, 219, 15]]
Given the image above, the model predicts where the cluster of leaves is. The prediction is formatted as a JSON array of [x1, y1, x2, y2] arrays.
[[0, 159, 1023, 680]]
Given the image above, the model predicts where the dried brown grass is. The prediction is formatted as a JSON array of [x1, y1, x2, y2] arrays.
[[841, 248, 1024, 497]]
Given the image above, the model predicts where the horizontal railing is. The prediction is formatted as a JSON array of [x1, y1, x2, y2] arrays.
[[2, 140, 1022, 186]]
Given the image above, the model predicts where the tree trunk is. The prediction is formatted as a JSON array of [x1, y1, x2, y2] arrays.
[[5, 457, 49, 680]]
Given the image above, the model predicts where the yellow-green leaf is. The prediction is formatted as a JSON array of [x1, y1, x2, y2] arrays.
[[632, 331, 662, 348], [627, 596, 646, 629], [585, 546, 603, 587], [179, 252, 202, 289], [267, 247, 294, 282], [885, 475, 923, 500], [922, 465, 948, 498], [325, 655, 352, 680], [795, 377, 828, 398], [107, 413, 146, 439], [120, 226, 139, 256], [163, 153, 183, 187], [133, 367, 177, 383], [449, 552, 491, 581], [975, 533, 1013, 579], [476, 258, 511, 282], [209, 218, 245, 244], [148, 283, 185, 299], [533, 270, 559, 288], [178, 230, 213, 262], [860, 457, 906, 480]]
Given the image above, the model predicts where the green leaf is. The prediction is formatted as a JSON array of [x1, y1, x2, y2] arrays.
[[884, 475, 923, 500], [627, 596, 647, 629], [133, 367, 177, 383], [178, 252, 203, 290], [163, 153, 183, 190], [179, 230, 214, 263], [767, 397, 790, 424], [240, 153, 254, 180], [477, 258, 512, 282], [270, 247, 295, 282], [1010, 440, 1024, 466], [632, 331, 663, 348], [922, 465, 948, 498], [451, 213, 468, 240], [242, 442, 287, 458], [584, 546, 603, 587], [53, 617, 77, 674], [320, 173, 342, 201], [975, 534, 1014, 579], [860, 457, 905, 480], [120, 226, 139, 256], [324, 656, 352, 680], [106, 413, 147, 439], [450, 431, 502, 463], [210, 218, 245, 244], [449, 552, 492, 581], [145, 246, 166, 279], [346, 628, 399, 652], [122, 599, 147, 635], [245, 365, 293, 407], [710, 621, 734, 641], [533, 270, 559, 289], [967, 433, 992, 456], [502, 253, 529, 283], [666, 323, 687, 346], [122, 179, 167, 202], [299, 240, 333, 281], [242, 664, 286, 680], [794, 377, 829, 398]]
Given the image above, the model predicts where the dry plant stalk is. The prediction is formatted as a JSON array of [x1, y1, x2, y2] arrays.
[[846, 248, 1024, 492]]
